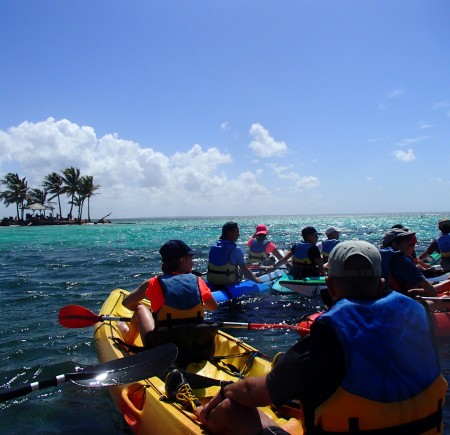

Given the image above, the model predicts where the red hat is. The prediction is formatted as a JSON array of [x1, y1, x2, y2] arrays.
[[255, 224, 268, 235]]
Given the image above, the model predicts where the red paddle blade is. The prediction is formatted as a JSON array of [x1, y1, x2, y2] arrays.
[[59, 305, 100, 328]]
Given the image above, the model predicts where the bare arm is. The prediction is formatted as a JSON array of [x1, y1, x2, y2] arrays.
[[272, 251, 293, 270], [199, 376, 271, 424], [204, 296, 219, 311], [408, 279, 438, 297], [314, 257, 326, 274], [240, 263, 262, 283], [271, 248, 284, 261], [122, 280, 150, 310]]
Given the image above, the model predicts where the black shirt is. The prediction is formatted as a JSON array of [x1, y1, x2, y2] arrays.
[[266, 320, 345, 432]]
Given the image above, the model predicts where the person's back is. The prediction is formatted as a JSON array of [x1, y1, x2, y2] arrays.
[[290, 226, 324, 278], [207, 222, 262, 287], [198, 240, 447, 434], [246, 224, 283, 265], [419, 218, 450, 272], [121, 239, 218, 366], [314, 291, 445, 433]]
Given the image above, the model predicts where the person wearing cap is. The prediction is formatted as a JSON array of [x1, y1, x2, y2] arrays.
[[272, 226, 325, 278], [246, 224, 283, 265], [318, 226, 341, 262], [419, 218, 450, 273], [198, 241, 447, 434], [380, 228, 450, 297], [390, 224, 433, 275], [120, 239, 219, 366], [207, 222, 262, 286]]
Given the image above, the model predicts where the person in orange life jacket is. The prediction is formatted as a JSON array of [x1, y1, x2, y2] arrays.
[[272, 226, 325, 279], [120, 240, 218, 365], [379, 228, 450, 299], [198, 241, 447, 435], [246, 224, 283, 265], [419, 218, 450, 273], [207, 222, 262, 286]]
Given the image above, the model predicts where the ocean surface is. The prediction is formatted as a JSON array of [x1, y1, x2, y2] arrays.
[[1, 213, 450, 434]]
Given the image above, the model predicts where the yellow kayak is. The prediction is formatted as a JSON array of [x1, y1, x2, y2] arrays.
[[94, 289, 304, 434]]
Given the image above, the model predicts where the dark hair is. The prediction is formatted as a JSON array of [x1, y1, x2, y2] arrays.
[[161, 259, 182, 274], [220, 221, 238, 239]]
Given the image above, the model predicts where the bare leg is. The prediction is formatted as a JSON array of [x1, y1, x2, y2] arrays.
[[120, 304, 155, 344]]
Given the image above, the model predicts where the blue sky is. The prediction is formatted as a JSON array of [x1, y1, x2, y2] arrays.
[[1, 1, 449, 219]]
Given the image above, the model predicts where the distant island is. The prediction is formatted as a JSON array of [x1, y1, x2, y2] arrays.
[[0, 167, 105, 226]]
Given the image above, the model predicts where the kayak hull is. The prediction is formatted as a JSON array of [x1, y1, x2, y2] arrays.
[[94, 289, 304, 434], [207, 269, 284, 303], [273, 273, 327, 297]]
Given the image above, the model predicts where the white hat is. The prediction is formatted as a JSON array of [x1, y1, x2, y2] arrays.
[[325, 226, 340, 236], [328, 241, 381, 278]]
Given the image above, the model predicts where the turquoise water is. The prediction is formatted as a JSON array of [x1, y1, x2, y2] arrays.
[[1, 213, 449, 434]]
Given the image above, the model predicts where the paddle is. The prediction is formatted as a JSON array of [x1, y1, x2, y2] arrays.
[[420, 297, 450, 302], [58, 305, 310, 336], [0, 343, 177, 403]]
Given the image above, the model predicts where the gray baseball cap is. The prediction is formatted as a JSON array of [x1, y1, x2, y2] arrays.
[[328, 240, 382, 278]]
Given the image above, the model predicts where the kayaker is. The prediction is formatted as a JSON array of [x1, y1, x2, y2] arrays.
[[196, 241, 447, 434], [271, 226, 325, 279], [207, 222, 262, 286], [119, 239, 219, 366], [390, 223, 433, 274], [246, 223, 283, 265], [318, 226, 341, 263], [379, 228, 450, 297], [419, 218, 450, 273]]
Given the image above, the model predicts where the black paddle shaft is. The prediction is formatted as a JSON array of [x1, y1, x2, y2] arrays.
[[0, 343, 178, 403]]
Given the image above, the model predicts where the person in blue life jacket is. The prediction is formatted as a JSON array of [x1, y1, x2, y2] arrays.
[[207, 222, 262, 287], [272, 226, 325, 279], [379, 228, 450, 298], [419, 218, 450, 273], [318, 226, 341, 265], [119, 240, 219, 366], [195, 241, 447, 435], [246, 224, 283, 265]]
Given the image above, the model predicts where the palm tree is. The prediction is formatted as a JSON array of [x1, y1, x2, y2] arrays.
[[28, 188, 47, 205], [43, 172, 64, 218], [61, 167, 80, 219], [0, 173, 28, 220], [77, 175, 100, 222]]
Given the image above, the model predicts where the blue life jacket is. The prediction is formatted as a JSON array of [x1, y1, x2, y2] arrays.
[[321, 239, 339, 260], [292, 242, 313, 265], [207, 241, 240, 285], [315, 291, 447, 433], [248, 238, 269, 263], [155, 273, 203, 326], [436, 234, 450, 262]]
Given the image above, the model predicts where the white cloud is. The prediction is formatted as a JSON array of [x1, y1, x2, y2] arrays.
[[432, 177, 450, 185], [220, 121, 230, 131], [0, 118, 278, 217], [387, 89, 405, 98], [294, 176, 320, 191], [267, 163, 320, 190], [418, 121, 433, 129], [248, 123, 288, 158], [432, 101, 450, 110], [393, 148, 415, 162], [395, 136, 430, 147], [366, 176, 373, 181]]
